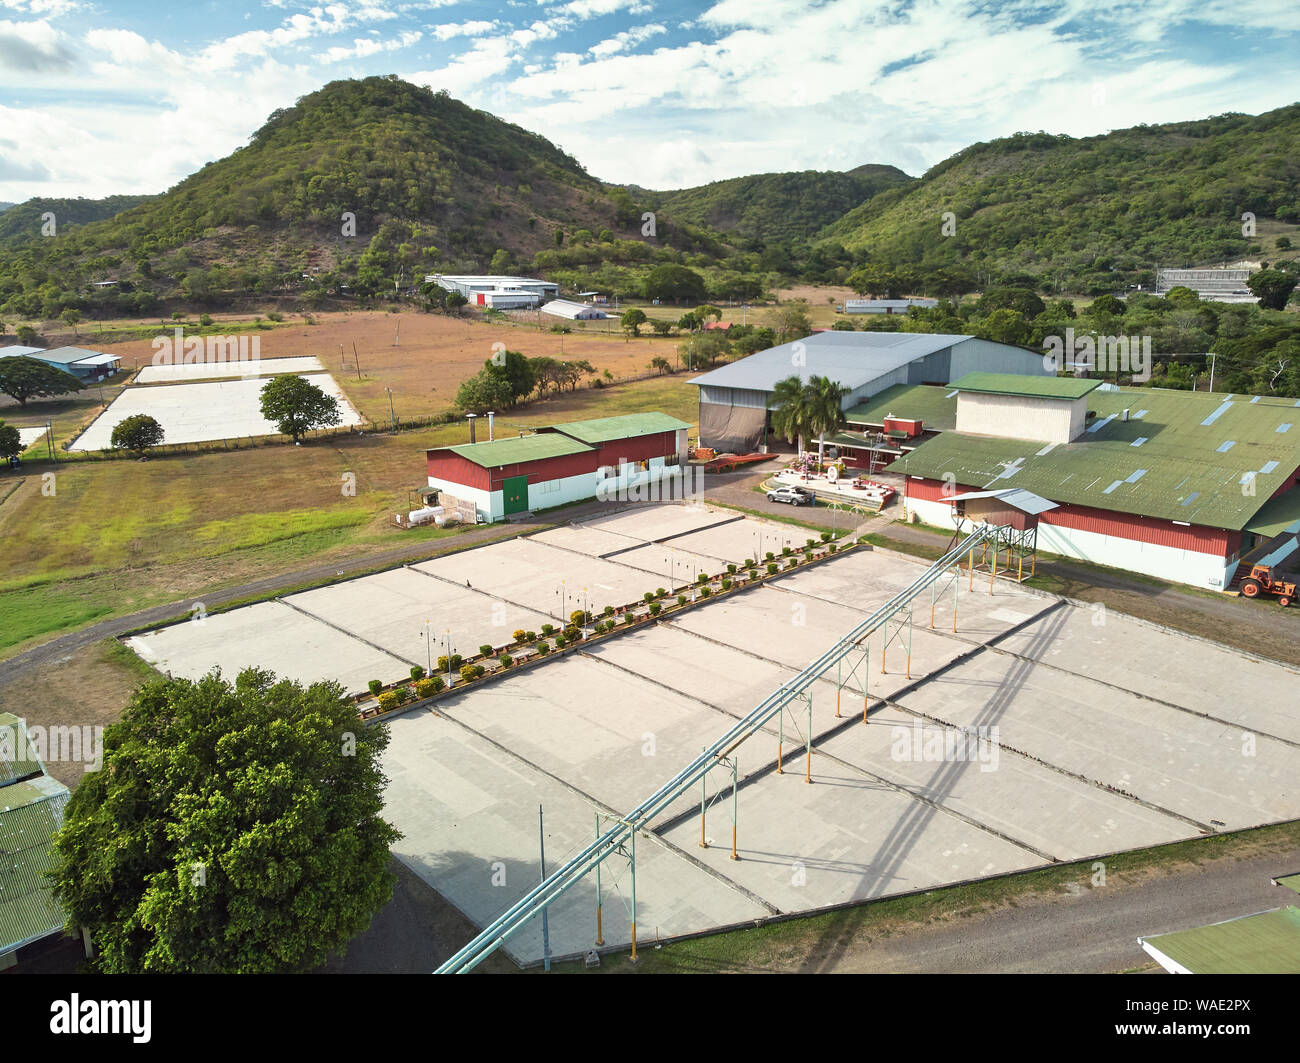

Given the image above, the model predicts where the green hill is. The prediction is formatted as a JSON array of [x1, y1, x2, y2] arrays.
[[0, 195, 156, 249], [820, 104, 1300, 293], [644, 163, 912, 243]]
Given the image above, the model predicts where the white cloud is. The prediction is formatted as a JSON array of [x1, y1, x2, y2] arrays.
[[430, 20, 497, 42], [317, 28, 421, 63], [588, 22, 665, 58]]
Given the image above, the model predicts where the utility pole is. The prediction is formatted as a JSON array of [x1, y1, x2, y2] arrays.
[[1208, 352, 1216, 393], [386, 387, 396, 432], [539, 804, 550, 972], [352, 342, 362, 381]]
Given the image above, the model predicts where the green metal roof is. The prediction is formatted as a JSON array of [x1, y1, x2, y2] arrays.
[[899, 387, 1300, 530], [1141, 906, 1300, 974], [950, 372, 1102, 400], [846, 383, 960, 432], [441, 433, 594, 469], [0, 774, 70, 955], [1245, 489, 1300, 538], [1275, 874, 1300, 895], [553, 412, 690, 444], [0, 713, 43, 787]]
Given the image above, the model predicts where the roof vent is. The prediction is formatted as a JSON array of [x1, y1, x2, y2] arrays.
[[1122, 408, 1130, 421]]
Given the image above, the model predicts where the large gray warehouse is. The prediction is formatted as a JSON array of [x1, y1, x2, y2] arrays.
[[690, 331, 1051, 453]]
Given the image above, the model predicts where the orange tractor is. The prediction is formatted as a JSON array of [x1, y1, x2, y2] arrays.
[[1240, 564, 1297, 607]]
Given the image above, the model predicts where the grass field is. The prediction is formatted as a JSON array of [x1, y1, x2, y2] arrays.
[[0, 373, 699, 657]]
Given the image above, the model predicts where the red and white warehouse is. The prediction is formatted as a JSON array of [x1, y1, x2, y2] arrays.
[[870, 374, 1300, 590], [424, 412, 691, 522]]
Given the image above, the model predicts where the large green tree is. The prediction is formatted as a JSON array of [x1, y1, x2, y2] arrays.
[[110, 414, 165, 457], [259, 374, 342, 442], [456, 369, 514, 412], [483, 348, 535, 406], [806, 375, 851, 467], [644, 264, 706, 304], [49, 668, 399, 973], [0, 420, 20, 460], [0, 355, 82, 406], [1247, 269, 1299, 311]]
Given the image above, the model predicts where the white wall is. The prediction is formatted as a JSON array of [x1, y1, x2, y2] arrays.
[[426, 477, 499, 521], [950, 338, 1053, 377], [955, 392, 1085, 443], [905, 493, 1235, 590], [527, 469, 600, 512]]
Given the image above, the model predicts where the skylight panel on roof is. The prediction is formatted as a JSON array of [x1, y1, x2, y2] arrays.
[[1201, 401, 1233, 426], [1133, 409, 1149, 419], [1280, 424, 1294, 433], [1102, 480, 1124, 494], [1251, 396, 1262, 404], [1260, 460, 1280, 474], [1036, 442, 1059, 456], [1216, 440, 1235, 452], [945, 390, 958, 398], [1088, 414, 1116, 433], [1241, 471, 1257, 486], [1130, 437, 1148, 447], [1125, 469, 1147, 483], [1181, 492, 1200, 506]]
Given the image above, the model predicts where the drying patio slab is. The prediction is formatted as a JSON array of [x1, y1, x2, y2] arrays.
[[135, 355, 325, 383]]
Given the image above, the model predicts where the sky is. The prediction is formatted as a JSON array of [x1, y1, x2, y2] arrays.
[[0, 0, 1297, 201]]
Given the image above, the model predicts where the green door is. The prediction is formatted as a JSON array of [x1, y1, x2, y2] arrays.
[[502, 474, 529, 515]]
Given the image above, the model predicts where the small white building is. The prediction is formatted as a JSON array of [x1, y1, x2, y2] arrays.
[[426, 274, 559, 307], [540, 299, 607, 320], [844, 299, 939, 315]]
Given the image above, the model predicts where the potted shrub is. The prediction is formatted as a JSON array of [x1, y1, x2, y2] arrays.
[[415, 677, 437, 698], [699, 586, 712, 598], [677, 593, 687, 606], [767, 562, 779, 574], [656, 588, 667, 598], [554, 635, 567, 649], [479, 644, 493, 657], [541, 623, 556, 636], [429, 675, 445, 694], [643, 591, 655, 603], [512, 629, 527, 643], [569, 610, 587, 625], [524, 631, 537, 642], [376, 691, 399, 712], [765, 551, 775, 561], [721, 578, 732, 591], [410, 665, 425, 681], [648, 602, 661, 616], [726, 564, 737, 575], [603, 606, 615, 618], [820, 531, 833, 543], [459, 663, 478, 683], [499, 654, 513, 668], [536, 641, 550, 655], [368, 679, 383, 696], [563, 624, 580, 640], [782, 545, 791, 557]]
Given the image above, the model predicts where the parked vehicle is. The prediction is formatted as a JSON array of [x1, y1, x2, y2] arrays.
[[1240, 564, 1296, 606], [767, 485, 814, 506]]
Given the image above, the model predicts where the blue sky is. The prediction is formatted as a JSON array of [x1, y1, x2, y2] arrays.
[[0, 0, 1297, 200]]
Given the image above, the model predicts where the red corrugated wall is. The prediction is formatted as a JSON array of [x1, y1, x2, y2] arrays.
[[906, 476, 1235, 554]]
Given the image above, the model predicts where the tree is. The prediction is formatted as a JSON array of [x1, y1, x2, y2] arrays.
[[621, 307, 647, 337], [1088, 294, 1125, 316], [15, 324, 38, 345], [489, 248, 511, 273], [769, 300, 813, 344], [456, 370, 514, 413], [49, 667, 399, 973], [644, 264, 706, 304], [976, 287, 1045, 318], [259, 375, 342, 442], [446, 290, 468, 314], [806, 375, 850, 468], [483, 349, 535, 406], [1247, 269, 1299, 311], [558, 359, 596, 391], [110, 414, 165, 457], [973, 308, 1032, 346], [649, 355, 672, 374], [0, 420, 20, 461], [61, 308, 82, 336], [0, 356, 82, 406], [769, 374, 814, 454]]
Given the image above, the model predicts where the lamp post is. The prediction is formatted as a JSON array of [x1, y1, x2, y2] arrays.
[[442, 628, 455, 685], [420, 619, 433, 675]]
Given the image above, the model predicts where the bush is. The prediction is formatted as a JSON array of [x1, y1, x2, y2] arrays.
[[479, 644, 492, 657], [410, 665, 425, 681], [726, 564, 737, 574], [623, 614, 635, 625], [742, 559, 754, 567], [554, 635, 567, 648], [648, 602, 661, 616], [436, 654, 464, 672], [699, 587, 712, 598], [697, 572, 709, 584], [198, 314, 213, 327], [536, 641, 550, 655], [782, 546, 791, 557], [266, 311, 284, 322], [677, 593, 687, 606], [394, 686, 414, 705], [767, 563, 779, 574], [499, 654, 513, 668], [721, 578, 732, 590], [429, 675, 445, 694], [415, 678, 438, 698], [806, 538, 815, 547], [512, 629, 527, 642], [563, 625, 580, 640], [644, 591, 655, 603], [524, 631, 537, 642], [820, 531, 833, 543], [376, 691, 399, 712], [368, 679, 383, 696], [459, 663, 478, 682], [541, 623, 555, 636], [787, 558, 799, 569], [765, 552, 775, 561], [569, 610, 587, 625], [656, 588, 667, 598], [603, 605, 614, 618]]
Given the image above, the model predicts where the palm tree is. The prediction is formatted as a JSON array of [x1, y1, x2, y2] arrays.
[[806, 375, 851, 469], [769, 375, 813, 455]]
